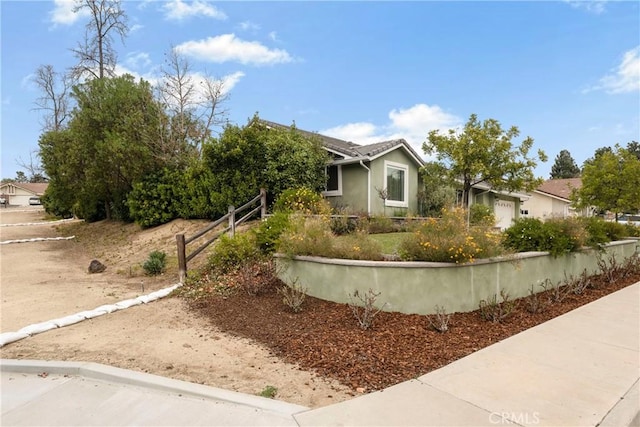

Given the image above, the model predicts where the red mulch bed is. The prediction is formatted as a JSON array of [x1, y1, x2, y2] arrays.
[[185, 268, 640, 392]]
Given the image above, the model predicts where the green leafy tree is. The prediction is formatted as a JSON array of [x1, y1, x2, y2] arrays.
[[423, 114, 547, 207], [418, 161, 456, 217], [626, 141, 640, 160], [550, 149, 580, 179], [40, 75, 166, 221], [198, 115, 329, 217], [576, 145, 640, 219]]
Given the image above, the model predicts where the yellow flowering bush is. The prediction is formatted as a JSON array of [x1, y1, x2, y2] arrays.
[[399, 207, 505, 263], [273, 187, 331, 215]]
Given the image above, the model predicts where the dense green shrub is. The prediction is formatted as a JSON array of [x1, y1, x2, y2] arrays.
[[143, 250, 167, 275], [208, 233, 260, 274], [623, 223, 640, 237], [399, 207, 504, 263], [503, 217, 587, 257], [252, 211, 291, 254], [128, 168, 184, 228]]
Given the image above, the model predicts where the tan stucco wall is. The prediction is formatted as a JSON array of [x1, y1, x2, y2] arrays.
[[521, 192, 573, 219], [276, 240, 638, 315]]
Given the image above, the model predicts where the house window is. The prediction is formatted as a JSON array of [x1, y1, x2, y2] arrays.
[[384, 161, 408, 208], [323, 165, 342, 196]]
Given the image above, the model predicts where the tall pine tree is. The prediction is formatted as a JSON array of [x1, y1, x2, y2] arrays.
[[550, 149, 580, 179]]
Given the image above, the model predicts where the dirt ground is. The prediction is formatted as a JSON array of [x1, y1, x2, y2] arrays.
[[0, 208, 353, 408]]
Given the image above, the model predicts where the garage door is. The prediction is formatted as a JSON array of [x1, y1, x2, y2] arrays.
[[10, 195, 31, 206], [494, 199, 515, 230]]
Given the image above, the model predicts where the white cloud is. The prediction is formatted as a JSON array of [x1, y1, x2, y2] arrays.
[[163, 0, 227, 21], [586, 46, 640, 94], [268, 31, 279, 42], [125, 52, 152, 70], [49, 0, 88, 26], [565, 0, 608, 14], [130, 24, 144, 33], [322, 103, 461, 157], [175, 34, 293, 66], [322, 122, 380, 144], [238, 21, 260, 31]]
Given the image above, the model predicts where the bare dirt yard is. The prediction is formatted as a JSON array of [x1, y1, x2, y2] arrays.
[[0, 208, 353, 408]]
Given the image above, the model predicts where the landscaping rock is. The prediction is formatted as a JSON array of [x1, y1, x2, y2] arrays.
[[88, 260, 106, 274]]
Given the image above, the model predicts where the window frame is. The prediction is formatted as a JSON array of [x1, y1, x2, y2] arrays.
[[384, 160, 409, 208], [323, 164, 343, 197]]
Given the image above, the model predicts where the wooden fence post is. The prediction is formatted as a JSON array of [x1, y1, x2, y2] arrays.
[[176, 233, 187, 284], [260, 188, 267, 219], [228, 205, 236, 237]]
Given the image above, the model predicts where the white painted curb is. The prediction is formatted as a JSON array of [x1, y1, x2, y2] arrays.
[[0, 283, 181, 347]]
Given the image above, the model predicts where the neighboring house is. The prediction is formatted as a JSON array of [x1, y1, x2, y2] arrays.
[[520, 178, 588, 219], [262, 121, 424, 216], [468, 182, 531, 230], [0, 182, 48, 206]]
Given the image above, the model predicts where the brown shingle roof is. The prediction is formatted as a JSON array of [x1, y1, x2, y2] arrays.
[[0, 182, 48, 195], [536, 178, 582, 200]]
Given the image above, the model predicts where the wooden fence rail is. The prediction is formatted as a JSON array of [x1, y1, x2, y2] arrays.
[[176, 188, 266, 283]]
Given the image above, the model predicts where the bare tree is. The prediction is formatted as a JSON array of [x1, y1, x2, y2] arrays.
[[32, 65, 73, 131], [71, 0, 128, 80], [158, 48, 229, 160], [159, 47, 196, 154], [16, 150, 47, 182], [198, 71, 229, 143]]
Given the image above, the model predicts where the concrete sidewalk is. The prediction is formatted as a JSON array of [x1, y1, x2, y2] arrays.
[[2, 283, 639, 426]]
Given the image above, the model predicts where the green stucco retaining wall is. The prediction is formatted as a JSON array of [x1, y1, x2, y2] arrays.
[[275, 240, 639, 315]]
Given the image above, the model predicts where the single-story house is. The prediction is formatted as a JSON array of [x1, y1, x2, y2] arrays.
[[262, 120, 425, 216], [467, 182, 531, 230], [520, 178, 588, 219], [0, 182, 48, 206]]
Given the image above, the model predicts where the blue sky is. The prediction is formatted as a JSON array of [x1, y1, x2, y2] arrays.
[[1, 0, 639, 180]]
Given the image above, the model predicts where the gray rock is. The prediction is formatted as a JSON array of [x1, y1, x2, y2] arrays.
[[88, 259, 106, 274]]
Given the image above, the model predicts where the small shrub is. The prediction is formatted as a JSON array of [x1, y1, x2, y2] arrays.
[[259, 385, 278, 399], [524, 284, 546, 314], [208, 232, 260, 274], [469, 203, 495, 227], [399, 207, 504, 263], [143, 250, 167, 275], [366, 216, 396, 234], [278, 215, 383, 260], [479, 290, 516, 323], [540, 278, 571, 303], [596, 252, 623, 283], [234, 259, 278, 296], [428, 305, 452, 332], [348, 289, 388, 330], [277, 215, 334, 257], [273, 187, 329, 215], [332, 231, 384, 261], [330, 215, 358, 235], [566, 270, 591, 295], [252, 211, 290, 254], [278, 279, 307, 313]]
